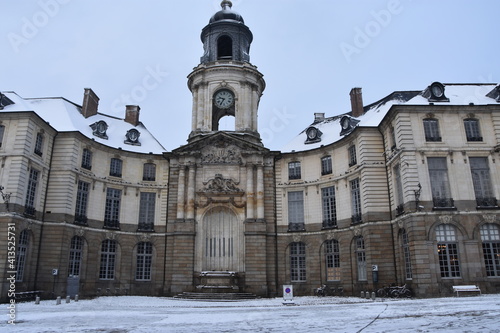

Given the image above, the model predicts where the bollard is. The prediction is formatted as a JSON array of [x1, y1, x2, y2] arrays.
[[66, 296, 71, 303], [366, 291, 370, 299], [372, 292, 376, 300], [360, 291, 365, 298], [56, 296, 61, 305], [75, 294, 79, 302], [35, 296, 40, 305]]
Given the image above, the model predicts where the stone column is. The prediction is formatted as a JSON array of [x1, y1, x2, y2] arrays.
[[176, 166, 186, 220], [191, 87, 198, 132], [246, 164, 254, 220], [186, 165, 196, 220], [256, 165, 264, 220]]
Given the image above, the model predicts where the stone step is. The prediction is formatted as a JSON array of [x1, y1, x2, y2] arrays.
[[174, 292, 259, 300]]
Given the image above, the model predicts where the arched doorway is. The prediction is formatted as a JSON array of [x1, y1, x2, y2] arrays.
[[202, 206, 241, 271]]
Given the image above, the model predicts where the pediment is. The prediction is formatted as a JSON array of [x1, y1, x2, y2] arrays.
[[169, 132, 270, 157]]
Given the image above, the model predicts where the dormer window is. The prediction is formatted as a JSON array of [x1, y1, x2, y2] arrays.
[[340, 116, 360, 136], [486, 85, 500, 102], [125, 129, 141, 146], [0, 93, 14, 109], [305, 126, 322, 144], [90, 121, 108, 139], [423, 82, 450, 102]]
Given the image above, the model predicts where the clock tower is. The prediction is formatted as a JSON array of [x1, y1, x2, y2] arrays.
[[187, 0, 265, 145], [164, 1, 277, 298]]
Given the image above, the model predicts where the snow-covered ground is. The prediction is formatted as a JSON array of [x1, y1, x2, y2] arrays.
[[4, 294, 500, 332]]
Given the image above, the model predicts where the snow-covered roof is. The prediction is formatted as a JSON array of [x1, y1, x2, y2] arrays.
[[281, 83, 500, 153], [0, 91, 166, 154]]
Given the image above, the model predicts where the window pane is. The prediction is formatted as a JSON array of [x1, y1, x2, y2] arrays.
[[480, 224, 500, 276], [356, 237, 366, 281], [288, 162, 301, 180], [99, 240, 116, 280], [321, 156, 332, 175], [423, 119, 441, 141], [464, 119, 482, 141], [288, 191, 304, 224], [291, 242, 306, 282], [81, 149, 92, 170], [16, 230, 29, 282], [470, 157, 494, 203], [136, 242, 153, 280], [325, 240, 340, 281], [436, 224, 461, 278], [322, 186, 337, 228], [110, 158, 122, 177], [143, 163, 156, 181], [104, 188, 121, 229], [68, 236, 83, 277]]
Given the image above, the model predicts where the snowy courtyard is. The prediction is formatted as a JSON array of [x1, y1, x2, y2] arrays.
[[4, 294, 500, 332]]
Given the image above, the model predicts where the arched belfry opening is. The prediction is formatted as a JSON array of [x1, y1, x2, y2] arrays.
[[217, 35, 233, 60]]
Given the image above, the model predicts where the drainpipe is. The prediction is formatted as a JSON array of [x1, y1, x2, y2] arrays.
[[34, 132, 58, 292], [273, 153, 280, 297], [379, 127, 399, 284]]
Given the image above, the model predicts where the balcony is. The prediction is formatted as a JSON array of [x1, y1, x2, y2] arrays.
[[288, 223, 305, 232], [396, 204, 405, 216], [23, 206, 36, 217], [104, 219, 120, 230], [476, 197, 498, 209], [74, 214, 88, 226], [351, 214, 362, 225], [137, 222, 155, 232], [433, 197, 455, 209], [322, 219, 337, 229]]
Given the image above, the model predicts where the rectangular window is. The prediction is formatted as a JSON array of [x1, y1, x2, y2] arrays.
[[428, 157, 454, 208], [348, 145, 357, 167], [138, 192, 156, 231], [423, 118, 441, 142], [290, 242, 306, 282], [142, 163, 156, 181], [470, 157, 497, 207], [351, 178, 362, 224], [321, 156, 332, 175], [75, 181, 90, 225], [288, 161, 301, 180], [99, 240, 116, 280], [394, 164, 404, 215], [104, 188, 121, 229], [356, 237, 367, 281], [34, 132, 43, 156], [464, 118, 482, 142], [288, 191, 304, 231], [0, 125, 5, 148], [402, 230, 413, 279], [436, 224, 461, 278], [81, 149, 92, 170], [325, 240, 340, 281], [24, 168, 39, 216], [321, 186, 337, 229], [15, 230, 29, 282], [110, 158, 123, 177], [136, 242, 153, 281]]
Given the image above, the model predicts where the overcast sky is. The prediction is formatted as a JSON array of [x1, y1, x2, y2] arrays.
[[2, 0, 499, 151]]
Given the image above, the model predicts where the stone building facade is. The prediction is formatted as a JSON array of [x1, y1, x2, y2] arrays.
[[1, 2, 499, 301]]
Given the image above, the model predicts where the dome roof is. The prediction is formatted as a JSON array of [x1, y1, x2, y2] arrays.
[[209, 1, 244, 24]]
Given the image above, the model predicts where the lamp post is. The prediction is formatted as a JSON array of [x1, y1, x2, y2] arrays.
[[0, 185, 11, 210], [413, 183, 422, 212]]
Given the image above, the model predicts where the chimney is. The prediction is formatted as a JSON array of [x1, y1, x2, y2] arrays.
[[350, 87, 364, 117], [81, 88, 99, 118], [314, 113, 325, 122], [125, 105, 141, 126]]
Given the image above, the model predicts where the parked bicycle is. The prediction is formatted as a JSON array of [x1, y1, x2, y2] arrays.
[[376, 284, 412, 298]]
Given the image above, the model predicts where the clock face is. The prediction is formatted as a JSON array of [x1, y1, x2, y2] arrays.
[[214, 90, 234, 109]]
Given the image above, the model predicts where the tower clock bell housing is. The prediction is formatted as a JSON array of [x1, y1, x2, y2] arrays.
[[187, 0, 265, 145]]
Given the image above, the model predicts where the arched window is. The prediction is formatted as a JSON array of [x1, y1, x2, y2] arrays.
[[355, 236, 367, 281], [99, 239, 117, 280], [480, 224, 500, 276], [436, 224, 461, 278], [68, 236, 84, 277], [325, 239, 340, 281], [217, 35, 233, 60], [290, 242, 306, 282], [136, 242, 153, 281], [401, 229, 412, 279], [16, 230, 30, 282]]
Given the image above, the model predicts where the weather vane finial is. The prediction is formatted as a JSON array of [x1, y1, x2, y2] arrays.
[[221, 0, 232, 10]]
